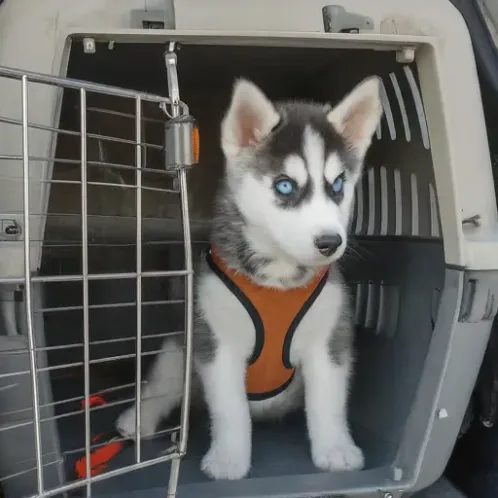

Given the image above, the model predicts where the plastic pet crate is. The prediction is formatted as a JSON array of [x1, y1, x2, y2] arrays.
[[1, 0, 498, 497]]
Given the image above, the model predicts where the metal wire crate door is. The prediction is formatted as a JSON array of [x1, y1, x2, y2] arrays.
[[0, 44, 196, 498]]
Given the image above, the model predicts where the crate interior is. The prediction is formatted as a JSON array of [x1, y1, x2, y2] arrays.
[[0, 40, 445, 497]]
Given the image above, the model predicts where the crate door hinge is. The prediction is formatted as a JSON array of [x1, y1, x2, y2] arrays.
[[322, 5, 374, 33]]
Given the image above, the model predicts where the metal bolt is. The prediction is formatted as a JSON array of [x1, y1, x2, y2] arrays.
[[384, 493, 393, 498], [82, 37, 96, 54]]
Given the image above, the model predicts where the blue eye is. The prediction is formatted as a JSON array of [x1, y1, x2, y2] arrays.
[[331, 175, 344, 194], [275, 178, 295, 195]]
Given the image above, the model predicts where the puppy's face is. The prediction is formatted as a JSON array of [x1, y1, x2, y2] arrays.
[[220, 78, 382, 268]]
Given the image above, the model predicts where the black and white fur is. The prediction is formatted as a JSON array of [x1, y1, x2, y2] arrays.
[[116, 77, 383, 480]]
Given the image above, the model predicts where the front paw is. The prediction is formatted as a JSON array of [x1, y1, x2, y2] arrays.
[[116, 406, 157, 440], [312, 437, 364, 472], [201, 442, 251, 480]]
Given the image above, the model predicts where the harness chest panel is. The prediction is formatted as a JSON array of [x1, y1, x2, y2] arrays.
[[207, 247, 329, 401]]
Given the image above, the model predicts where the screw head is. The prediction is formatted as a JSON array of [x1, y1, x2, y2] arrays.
[[438, 408, 449, 419], [384, 493, 393, 498]]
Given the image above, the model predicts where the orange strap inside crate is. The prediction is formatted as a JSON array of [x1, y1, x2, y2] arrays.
[[74, 393, 132, 479]]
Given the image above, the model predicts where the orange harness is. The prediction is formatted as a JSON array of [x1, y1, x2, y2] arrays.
[[207, 247, 329, 401]]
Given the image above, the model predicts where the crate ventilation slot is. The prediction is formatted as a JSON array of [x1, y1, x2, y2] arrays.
[[352, 282, 400, 337], [353, 65, 440, 239]]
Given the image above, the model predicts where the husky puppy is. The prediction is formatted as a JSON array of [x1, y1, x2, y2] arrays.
[[116, 77, 383, 480]]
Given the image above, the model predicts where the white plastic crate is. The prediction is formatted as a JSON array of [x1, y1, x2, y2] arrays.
[[1, 1, 498, 497]]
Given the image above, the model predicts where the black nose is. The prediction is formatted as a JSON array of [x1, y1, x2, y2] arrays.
[[314, 233, 343, 257]]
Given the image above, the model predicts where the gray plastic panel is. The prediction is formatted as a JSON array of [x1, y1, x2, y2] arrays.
[[0, 284, 64, 498], [412, 477, 467, 497]]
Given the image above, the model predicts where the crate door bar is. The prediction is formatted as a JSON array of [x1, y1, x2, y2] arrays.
[[164, 43, 195, 498], [22, 74, 45, 496], [80, 87, 92, 497], [177, 167, 194, 454], [165, 45, 183, 498], [135, 95, 143, 464]]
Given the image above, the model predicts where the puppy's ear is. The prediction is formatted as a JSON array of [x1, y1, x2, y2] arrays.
[[327, 77, 383, 160], [221, 79, 280, 160]]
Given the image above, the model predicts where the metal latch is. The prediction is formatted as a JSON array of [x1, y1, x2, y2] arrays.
[[165, 115, 199, 170], [322, 5, 374, 33], [130, 1, 175, 30], [163, 43, 199, 171], [0, 219, 22, 240]]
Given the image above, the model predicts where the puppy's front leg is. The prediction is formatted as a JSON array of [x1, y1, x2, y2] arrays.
[[302, 344, 364, 472], [198, 344, 251, 480]]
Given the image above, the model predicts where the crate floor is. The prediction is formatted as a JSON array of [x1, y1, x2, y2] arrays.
[[50, 374, 386, 496]]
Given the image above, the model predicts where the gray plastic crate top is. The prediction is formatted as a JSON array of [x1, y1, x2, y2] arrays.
[[1, 1, 498, 498]]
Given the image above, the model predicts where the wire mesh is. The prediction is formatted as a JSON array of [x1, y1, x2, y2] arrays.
[[0, 64, 195, 498]]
